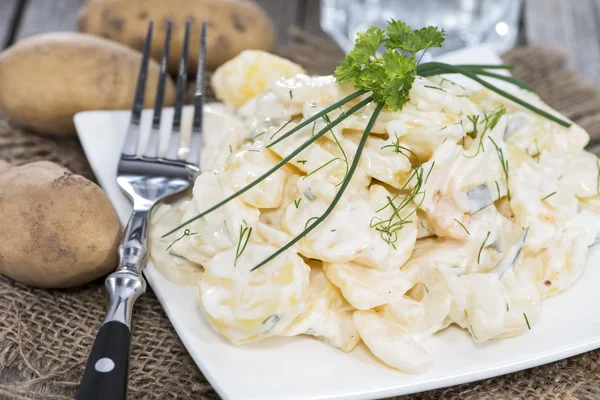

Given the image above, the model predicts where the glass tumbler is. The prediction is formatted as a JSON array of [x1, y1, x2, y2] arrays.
[[321, 0, 523, 56]]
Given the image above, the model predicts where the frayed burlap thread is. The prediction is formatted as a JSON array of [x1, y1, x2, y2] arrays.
[[1, 31, 600, 400]]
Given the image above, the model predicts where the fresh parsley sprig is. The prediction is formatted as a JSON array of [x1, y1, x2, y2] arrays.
[[334, 21, 445, 110]]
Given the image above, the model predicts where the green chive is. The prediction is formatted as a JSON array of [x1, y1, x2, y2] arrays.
[[234, 225, 252, 266], [251, 102, 385, 271], [420, 62, 571, 127], [478, 231, 491, 264], [454, 218, 470, 235], [268, 90, 366, 147], [541, 192, 556, 201], [161, 96, 374, 238], [523, 313, 531, 330]]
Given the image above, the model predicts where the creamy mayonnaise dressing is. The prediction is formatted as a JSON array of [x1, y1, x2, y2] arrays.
[[148, 52, 600, 374]]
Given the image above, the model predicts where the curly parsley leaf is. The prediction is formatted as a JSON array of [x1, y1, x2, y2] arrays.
[[386, 20, 445, 55], [334, 26, 385, 82], [411, 26, 446, 53], [353, 26, 386, 62], [353, 60, 386, 95], [385, 20, 413, 53], [380, 49, 415, 108]]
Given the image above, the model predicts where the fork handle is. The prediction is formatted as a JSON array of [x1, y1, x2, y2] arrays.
[[77, 210, 149, 400], [76, 321, 131, 400]]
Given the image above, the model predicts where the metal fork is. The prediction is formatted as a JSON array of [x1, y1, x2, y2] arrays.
[[77, 19, 207, 400]]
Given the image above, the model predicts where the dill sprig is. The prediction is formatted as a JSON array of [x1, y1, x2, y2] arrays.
[[370, 145, 426, 248], [234, 224, 252, 266], [381, 134, 409, 155], [250, 103, 385, 271], [466, 115, 480, 139], [464, 106, 506, 158], [304, 116, 349, 186], [165, 229, 197, 251], [488, 137, 511, 201], [304, 158, 341, 181]]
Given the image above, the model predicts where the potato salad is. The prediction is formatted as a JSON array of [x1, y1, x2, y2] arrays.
[[149, 50, 600, 374]]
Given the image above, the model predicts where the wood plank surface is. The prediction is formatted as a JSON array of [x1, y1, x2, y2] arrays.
[[14, 0, 86, 41], [524, 0, 600, 83], [254, 0, 301, 44], [300, 0, 327, 37], [0, 0, 21, 49]]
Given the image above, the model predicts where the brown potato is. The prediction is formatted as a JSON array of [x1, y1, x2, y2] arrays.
[[0, 161, 121, 288], [77, 0, 275, 72], [0, 32, 175, 136]]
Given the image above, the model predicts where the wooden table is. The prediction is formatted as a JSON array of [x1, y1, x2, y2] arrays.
[[2, 0, 600, 83]]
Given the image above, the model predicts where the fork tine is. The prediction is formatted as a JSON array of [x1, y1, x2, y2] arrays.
[[185, 20, 208, 166], [121, 21, 153, 157], [144, 19, 173, 158], [165, 19, 192, 161]]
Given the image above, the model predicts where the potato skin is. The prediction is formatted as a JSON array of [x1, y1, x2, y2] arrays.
[[0, 32, 175, 136], [77, 0, 275, 72], [0, 162, 121, 288]]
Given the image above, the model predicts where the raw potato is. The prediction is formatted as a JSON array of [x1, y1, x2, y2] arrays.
[[77, 0, 275, 72], [0, 161, 121, 288], [0, 32, 175, 136]]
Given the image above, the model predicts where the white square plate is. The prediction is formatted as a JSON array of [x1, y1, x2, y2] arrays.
[[75, 46, 600, 400]]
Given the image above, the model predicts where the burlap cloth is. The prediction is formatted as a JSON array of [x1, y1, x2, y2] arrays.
[[2, 30, 600, 400]]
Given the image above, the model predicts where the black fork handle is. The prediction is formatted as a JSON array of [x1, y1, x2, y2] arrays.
[[76, 321, 131, 400]]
